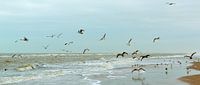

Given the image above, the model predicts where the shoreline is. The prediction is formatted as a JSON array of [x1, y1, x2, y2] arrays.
[[179, 62, 200, 85]]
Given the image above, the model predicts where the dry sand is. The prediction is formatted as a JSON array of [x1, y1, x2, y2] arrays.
[[179, 62, 200, 85]]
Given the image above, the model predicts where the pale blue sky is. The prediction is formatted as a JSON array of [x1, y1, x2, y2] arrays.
[[0, 0, 200, 53]]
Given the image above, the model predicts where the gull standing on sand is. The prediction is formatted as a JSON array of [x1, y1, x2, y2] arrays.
[[116, 52, 128, 58], [165, 68, 168, 75]]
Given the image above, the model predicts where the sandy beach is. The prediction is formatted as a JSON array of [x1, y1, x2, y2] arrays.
[[179, 62, 200, 85]]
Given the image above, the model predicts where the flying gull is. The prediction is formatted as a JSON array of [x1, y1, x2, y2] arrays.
[[127, 38, 132, 46], [153, 37, 160, 43], [100, 33, 106, 41], [184, 52, 197, 59], [78, 29, 85, 34], [116, 52, 128, 58], [83, 48, 90, 54]]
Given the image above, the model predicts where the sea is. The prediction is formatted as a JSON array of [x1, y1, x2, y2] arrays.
[[0, 53, 199, 85]]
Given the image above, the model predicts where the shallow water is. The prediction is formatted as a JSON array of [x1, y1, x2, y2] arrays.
[[0, 53, 199, 85]]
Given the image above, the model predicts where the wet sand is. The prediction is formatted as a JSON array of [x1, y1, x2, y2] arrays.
[[179, 62, 200, 85]]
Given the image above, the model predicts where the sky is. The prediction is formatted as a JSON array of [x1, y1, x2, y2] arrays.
[[0, 0, 200, 53]]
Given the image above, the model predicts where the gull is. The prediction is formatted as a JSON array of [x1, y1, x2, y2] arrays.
[[57, 33, 63, 38], [132, 50, 139, 59], [132, 67, 146, 73], [78, 29, 85, 34], [153, 37, 160, 43], [14, 40, 18, 43], [140, 55, 150, 61], [20, 37, 29, 42], [184, 52, 197, 59], [62, 49, 70, 53], [116, 52, 128, 58], [43, 45, 49, 50], [46, 35, 55, 38], [166, 2, 176, 5], [65, 41, 74, 45], [132, 50, 139, 55], [12, 54, 22, 58], [83, 48, 90, 54], [127, 38, 132, 46], [100, 33, 106, 41]]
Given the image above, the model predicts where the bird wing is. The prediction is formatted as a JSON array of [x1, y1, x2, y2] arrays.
[[140, 56, 144, 61], [153, 38, 156, 42], [116, 54, 121, 58], [132, 69, 137, 72], [128, 39, 132, 43], [57, 33, 63, 38], [139, 68, 146, 71], [100, 34, 106, 40], [191, 52, 196, 57]]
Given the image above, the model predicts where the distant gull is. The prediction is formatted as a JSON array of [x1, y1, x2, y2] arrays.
[[12, 54, 17, 58], [132, 50, 139, 55], [78, 29, 85, 34], [132, 50, 139, 59], [165, 68, 168, 75], [12, 54, 22, 58], [116, 52, 128, 58], [166, 2, 176, 5], [184, 52, 197, 59], [46, 34, 55, 38], [127, 38, 132, 46], [14, 40, 18, 43], [15, 37, 28, 43], [65, 41, 74, 45], [131, 67, 146, 73], [43, 45, 49, 50], [62, 49, 70, 53], [20, 37, 29, 42], [153, 37, 160, 43], [57, 33, 63, 38], [83, 48, 90, 54], [140, 55, 150, 61], [100, 33, 106, 41]]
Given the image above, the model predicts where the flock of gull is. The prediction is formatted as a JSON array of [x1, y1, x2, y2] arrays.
[[4, 2, 199, 83], [13, 26, 197, 75]]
